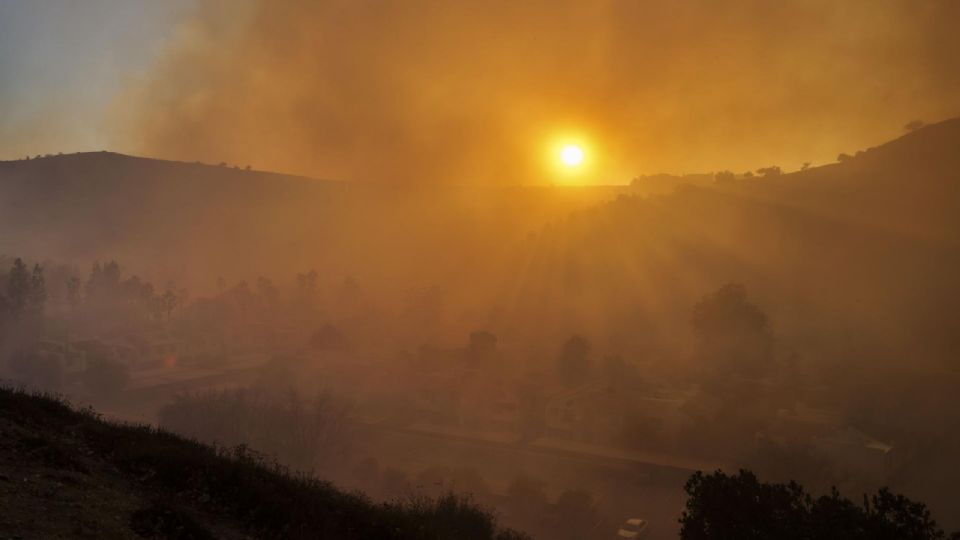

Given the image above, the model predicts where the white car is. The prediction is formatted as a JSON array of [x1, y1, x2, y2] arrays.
[[616, 518, 650, 539]]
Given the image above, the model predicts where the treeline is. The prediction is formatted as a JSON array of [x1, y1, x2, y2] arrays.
[[1, 258, 51, 385]]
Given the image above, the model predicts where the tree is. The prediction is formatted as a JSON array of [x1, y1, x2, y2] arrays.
[[296, 270, 319, 294], [905, 120, 925, 132], [28, 263, 46, 314], [714, 170, 736, 184], [295, 270, 320, 312], [692, 284, 773, 376], [680, 469, 958, 540], [159, 289, 178, 321], [6, 258, 31, 318], [556, 335, 592, 387], [66, 275, 82, 311], [756, 166, 782, 178], [837, 152, 853, 162], [801, 162, 811, 170]]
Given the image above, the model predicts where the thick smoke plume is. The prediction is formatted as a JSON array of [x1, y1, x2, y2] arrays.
[[115, 0, 960, 183]]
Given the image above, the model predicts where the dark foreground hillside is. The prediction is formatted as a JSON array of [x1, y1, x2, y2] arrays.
[[0, 386, 525, 540]]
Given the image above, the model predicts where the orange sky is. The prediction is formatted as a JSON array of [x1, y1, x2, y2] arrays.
[[5, 0, 960, 184]]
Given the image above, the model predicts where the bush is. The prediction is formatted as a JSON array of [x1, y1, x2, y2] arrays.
[[0, 386, 529, 540], [680, 469, 958, 540]]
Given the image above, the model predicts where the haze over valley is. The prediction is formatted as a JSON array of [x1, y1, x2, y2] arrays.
[[2, 2, 959, 539]]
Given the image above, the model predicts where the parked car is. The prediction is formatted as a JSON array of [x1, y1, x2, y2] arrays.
[[616, 518, 649, 539]]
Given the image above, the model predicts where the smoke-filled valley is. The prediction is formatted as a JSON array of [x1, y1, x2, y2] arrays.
[[3, 1, 960, 537], [3, 119, 960, 538]]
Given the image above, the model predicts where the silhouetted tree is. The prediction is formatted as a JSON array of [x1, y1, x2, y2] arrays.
[[756, 166, 782, 177], [28, 264, 46, 314], [297, 270, 319, 293], [680, 469, 958, 540], [714, 170, 736, 184], [801, 162, 811, 170], [692, 284, 773, 376], [5, 258, 31, 318], [256, 276, 279, 309], [295, 270, 320, 312], [905, 120, 926, 132], [837, 153, 853, 162], [159, 289, 178, 321], [65, 275, 81, 311], [556, 335, 592, 387]]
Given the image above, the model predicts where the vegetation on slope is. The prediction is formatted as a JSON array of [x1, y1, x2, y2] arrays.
[[0, 385, 526, 539]]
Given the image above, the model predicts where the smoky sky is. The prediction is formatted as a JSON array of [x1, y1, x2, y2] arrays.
[[13, 0, 960, 184]]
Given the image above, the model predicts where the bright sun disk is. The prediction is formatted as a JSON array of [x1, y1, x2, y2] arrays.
[[559, 144, 584, 167]]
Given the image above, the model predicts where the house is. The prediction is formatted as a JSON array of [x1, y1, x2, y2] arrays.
[[543, 384, 688, 447], [70, 333, 186, 368], [760, 405, 894, 481], [544, 385, 625, 444]]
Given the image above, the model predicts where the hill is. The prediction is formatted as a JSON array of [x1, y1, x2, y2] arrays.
[[502, 118, 960, 367], [744, 117, 960, 245], [0, 151, 626, 295], [0, 385, 524, 539]]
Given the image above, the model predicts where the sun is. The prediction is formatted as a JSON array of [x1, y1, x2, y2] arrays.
[[544, 133, 593, 182], [559, 144, 585, 167]]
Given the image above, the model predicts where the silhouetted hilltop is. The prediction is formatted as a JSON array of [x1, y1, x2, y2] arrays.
[[0, 386, 524, 539], [742, 117, 960, 244], [0, 152, 338, 269]]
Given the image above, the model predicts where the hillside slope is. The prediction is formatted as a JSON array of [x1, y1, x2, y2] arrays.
[[502, 118, 960, 367], [743, 117, 960, 245], [0, 386, 523, 540], [0, 152, 625, 294]]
